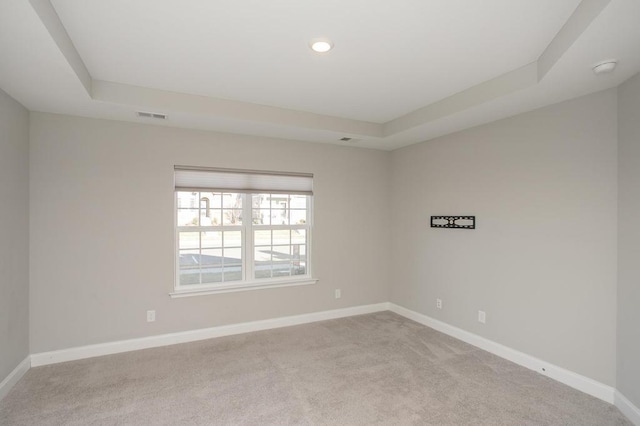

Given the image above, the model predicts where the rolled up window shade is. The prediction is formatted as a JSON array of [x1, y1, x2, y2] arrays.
[[174, 166, 313, 195]]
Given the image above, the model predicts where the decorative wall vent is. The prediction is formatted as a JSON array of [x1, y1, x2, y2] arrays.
[[137, 111, 167, 120], [430, 215, 475, 229]]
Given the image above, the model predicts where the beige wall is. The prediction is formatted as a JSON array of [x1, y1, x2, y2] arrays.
[[617, 72, 640, 406], [0, 89, 29, 381], [20, 85, 639, 402], [29, 113, 390, 353], [390, 89, 618, 385]]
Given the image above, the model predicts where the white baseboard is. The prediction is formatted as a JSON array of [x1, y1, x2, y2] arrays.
[[0, 356, 31, 401], [31, 302, 390, 367], [24, 300, 637, 424], [615, 391, 640, 426], [388, 303, 616, 404]]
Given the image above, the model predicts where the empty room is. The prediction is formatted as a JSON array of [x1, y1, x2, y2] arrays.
[[1, 0, 639, 424]]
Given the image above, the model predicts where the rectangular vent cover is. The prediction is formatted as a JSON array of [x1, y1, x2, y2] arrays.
[[137, 111, 167, 120], [339, 137, 359, 143]]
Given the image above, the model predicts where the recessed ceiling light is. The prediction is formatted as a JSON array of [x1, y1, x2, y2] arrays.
[[592, 59, 618, 75], [310, 38, 333, 53]]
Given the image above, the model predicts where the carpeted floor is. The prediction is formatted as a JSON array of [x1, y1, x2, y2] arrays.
[[0, 312, 632, 425]]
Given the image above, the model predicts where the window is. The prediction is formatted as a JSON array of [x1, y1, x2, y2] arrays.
[[173, 167, 314, 296]]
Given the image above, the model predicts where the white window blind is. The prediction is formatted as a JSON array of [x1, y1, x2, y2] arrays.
[[174, 166, 313, 195]]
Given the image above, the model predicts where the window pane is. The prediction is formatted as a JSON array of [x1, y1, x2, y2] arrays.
[[200, 249, 223, 266], [179, 250, 200, 266], [252, 209, 261, 225], [199, 193, 222, 226], [254, 247, 271, 263], [223, 247, 242, 265], [199, 248, 222, 284], [223, 193, 242, 207], [272, 245, 291, 259], [224, 267, 242, 282], [254, 230, 271, 246], [224, 231, 242, 247], [203, 209, 221, 226], [293, 262, 306, 275], [255, 209, 271, 225], [255, 268, 271, 279], [254, 245, 272, 280], [272, 261, 292, 277], [201, 231, 223, 248], [180, 270, 200, 285], [290, 209, 307, 225], [179, 250, 201, 285], [270, 208, 287, 225], [223, 209, 242, 225], [199, 195, 212, 212], [179, 232, 199, 249], [291, 244, 307, 260], [177, 208, 199, 226], [222, 210, 242, 226], [291, 229, 306, 244], [177, 192, 200, 209], [271, 194, 289, 208], [290, 195, 307, 209], [252, 194, 268, 224], [199, 191, 219, 207], [292, 245, 304, 262], [272, 229, 290, 245], [201, 270, 223, 284], [177, 190, 311, 288]]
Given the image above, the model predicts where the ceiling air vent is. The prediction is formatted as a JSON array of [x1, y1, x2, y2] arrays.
[[137, 111, 167, 120]]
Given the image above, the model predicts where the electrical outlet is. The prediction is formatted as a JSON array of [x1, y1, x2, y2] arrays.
[[147, 310, 156, 322], [436, 298, 442, 309], [478, 310, 486, 324], [334, 289, 341, 299]]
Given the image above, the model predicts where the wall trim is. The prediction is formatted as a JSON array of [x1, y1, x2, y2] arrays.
[[388, 303, 616, 404], [30, 302, 390, 367], [615, 391, 640, 426], [20, 301, 637, 424], [0, 356, 31, 401]]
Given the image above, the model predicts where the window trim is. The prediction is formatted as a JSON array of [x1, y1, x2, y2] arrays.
[[169, 277, 318, 298], [172, 190, 315, 297]]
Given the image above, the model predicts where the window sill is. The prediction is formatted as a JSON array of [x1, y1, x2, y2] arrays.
[[170, 277, 318, 298]]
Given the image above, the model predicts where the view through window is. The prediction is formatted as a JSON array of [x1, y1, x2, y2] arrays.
[[174, 167, 313, 292]]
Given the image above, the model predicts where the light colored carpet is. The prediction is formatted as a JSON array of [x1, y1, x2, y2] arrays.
[[0, 311, 631, 425]]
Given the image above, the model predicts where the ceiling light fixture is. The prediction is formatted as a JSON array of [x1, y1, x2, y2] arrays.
[[310, 38, 333, 53], [592, 59, 618, 75]]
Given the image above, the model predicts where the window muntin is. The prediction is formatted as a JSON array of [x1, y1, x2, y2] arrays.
[[175, 190, 311, 290]]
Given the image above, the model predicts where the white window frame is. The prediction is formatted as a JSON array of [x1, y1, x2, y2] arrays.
[[171, 168, 316, 298]]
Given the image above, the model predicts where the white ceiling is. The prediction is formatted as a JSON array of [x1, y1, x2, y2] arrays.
[[0, 0, 639, 150], [51, 0, 579, 123]]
